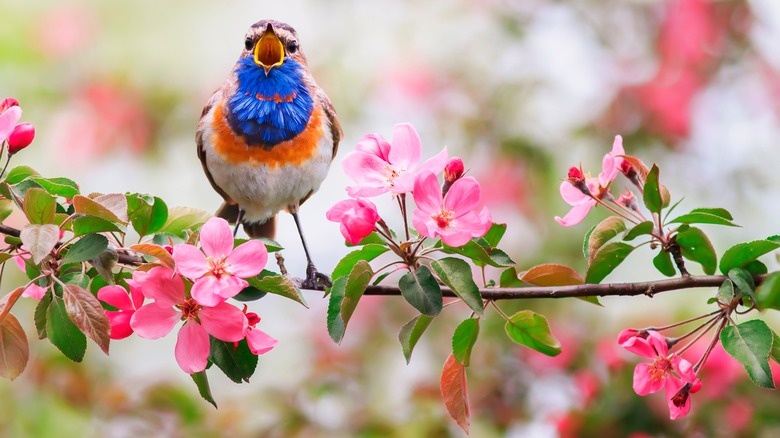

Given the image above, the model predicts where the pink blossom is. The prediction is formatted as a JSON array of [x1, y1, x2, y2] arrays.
[[98, 272, 146, 340], [0, 103, 22, 145], [326, 198, 381, 244], [412, 170, 491, 247], [555, 136, 625, 227], [173, 217, 268, 307], [7, 122, 35, 154], [342, 123, 448, 197], [620, 329, 701, 419], [12, 252, 48, 299], [244, 311, 278, 355], [444, 157, 465, 183], [130, 266, 247, 374]]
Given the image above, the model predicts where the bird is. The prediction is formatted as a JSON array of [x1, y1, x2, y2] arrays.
[[196, 19, 342, 289]]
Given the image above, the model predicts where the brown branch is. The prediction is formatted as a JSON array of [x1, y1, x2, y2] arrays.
[[0, 223, 765, 301]]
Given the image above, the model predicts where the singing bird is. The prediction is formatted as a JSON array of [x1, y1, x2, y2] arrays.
[[197, 20, 342, 288]]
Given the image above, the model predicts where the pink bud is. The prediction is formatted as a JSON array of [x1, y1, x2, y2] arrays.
[[444, 157, 465, 183], [246, 312, 261, 326], [567, 166, 584, 182], [0, 98, 19, 113], [7, 122, 35, 154]]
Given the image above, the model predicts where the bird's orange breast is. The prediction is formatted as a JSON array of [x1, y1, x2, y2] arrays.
[[210, 100, 324, 169]]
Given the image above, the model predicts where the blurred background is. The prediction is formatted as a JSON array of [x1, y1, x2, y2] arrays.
[[2, 0, 780, 436]]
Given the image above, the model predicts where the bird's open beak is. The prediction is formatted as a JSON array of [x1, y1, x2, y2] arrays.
[[253, 25, 284, 74]]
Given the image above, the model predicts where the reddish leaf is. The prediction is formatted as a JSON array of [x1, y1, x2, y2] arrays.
[[441, 354, 471, 434], [93, 193, 129, 224], [521, 264, 583, 287], [619, 154, 650, 181], [130, 243, 175, 269], [0, 313, 29, 380], [73, 194, 127, 225], [20, 224, 60, 264], [63, 284, 110, 354], [0, 287, 25, 323]]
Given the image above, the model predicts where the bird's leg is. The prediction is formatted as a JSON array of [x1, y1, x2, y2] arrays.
[[291, 211, 331, 289], [233, 207, 245, 238]]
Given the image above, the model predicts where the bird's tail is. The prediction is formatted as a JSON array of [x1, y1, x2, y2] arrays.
[[214, 202, 277, 239]]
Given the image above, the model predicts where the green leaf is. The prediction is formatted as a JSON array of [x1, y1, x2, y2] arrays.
[[233, 285, 267, 302], [720, 239, 780, 275], [256, 237, 283, 253], [399, 313, 434, 364], [160, 206, 211, 235], [62, 284, 110, 354], [504, 310, 561, 357], [61, 234, 109, 265], [668, 210, 738, 227], [190, 371, 218, 408], [653, 250, 676, 277], [73, 195, 127, 225], [72, 216, 122, 236], [441, 240, 514, 268], [676, 227, 717, 275], [46, 294, 87, 362], [643, 164, 667, 214], [0, 313, 29, 380], [399, 265, 443, 316], [585, 242, 635, 284], [346, 232, 385, 247], [585, 216, 626, 264], [452, 318, 480, 367], [720, 320, 775, 388], [4, 165, 39, 185], [623, 221, 654, 242], [0, 199, 13, 222], [482, 223, 507, 247], [331, 244, 388, 281], [339, 260, 373, 330], [327, 276, 347, 343], [209, 338, 258, 384], [20, 224, 60, 264], [499, 267, 524, 288], [716, 280, 735, 306], [92, 247, 118, 284], [247, 274, 306, 307], [127, 194, 169, 237], [728, 268, 756, 303], [756, 272, 780, 311], [29, 177, 80, 198], [34, 290, 52, 340], [23, 188, 56, 225], [431, 258, 483, 316]]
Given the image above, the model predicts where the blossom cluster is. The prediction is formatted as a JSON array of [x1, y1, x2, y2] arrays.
[[327, 123, 492, 247], [99, 218, 277, 374], [0, 98, 35, 155]]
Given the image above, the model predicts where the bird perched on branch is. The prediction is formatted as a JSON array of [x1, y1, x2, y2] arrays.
[[197, 20, 341, 288]]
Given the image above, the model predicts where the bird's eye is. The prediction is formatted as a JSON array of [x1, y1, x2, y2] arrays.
[[244, 37, 253, 51], [286, 40, 299, 54]]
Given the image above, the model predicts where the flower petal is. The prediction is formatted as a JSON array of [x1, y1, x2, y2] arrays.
[[342, 150, 392, 186], [226, 240, 268, 278], [130, 303, 180, 339], [246, 328, 278, 355], [199, 302, 248, 342], [200, 217, 234, 258], [22, 284, 47, 300], [175, 320, 210, 374], [98, 285, 134, 311], [554, 201, 594, 227], [439, 228, 473, 247], [444, 177, 481, 216], [388, 123, 422, 170], [105, 311, 134, 340], [416, 146, 449, 175], [190, 276, 228, 307], [0, 106, 22, 142], [412, 209, 437, 240], [137, 267, 185, 307], [633, 362, 665, 396], [559, 181, 589, 206], [355, 133, 391, 161], [173, 244, 209, 279], [412, 170, 442, 215]]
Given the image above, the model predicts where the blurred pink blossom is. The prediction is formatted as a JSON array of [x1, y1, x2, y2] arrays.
[[35, 6, 94, 58]]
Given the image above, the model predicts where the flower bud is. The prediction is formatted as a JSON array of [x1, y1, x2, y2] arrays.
[[0, 98, 19, 113], [567, 165, 584, 181], [444, 157, 465, 183], [7, 122, 35, 154]]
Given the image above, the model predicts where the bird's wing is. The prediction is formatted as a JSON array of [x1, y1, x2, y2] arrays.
[[196, 88, 235, 204], [317, 88, 342, 160]]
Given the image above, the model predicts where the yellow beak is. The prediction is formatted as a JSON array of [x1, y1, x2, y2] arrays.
[[253, 28, 285, 74]]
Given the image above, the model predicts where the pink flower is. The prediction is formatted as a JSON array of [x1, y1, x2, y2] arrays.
[[412, 170, 491, 247], [173, 217, 268, 307], [8, 122, 35, 154], [130, 267, 247, 374], [620, 329, 701, 420], [342, 123, 448, 197], [0, 102, 22, 145], [244, 311, 278, 355], [325, 198, 381, 244], [444, 157, 465, 183], [98, 272, 146, 340], [555, 136, 625, 226]]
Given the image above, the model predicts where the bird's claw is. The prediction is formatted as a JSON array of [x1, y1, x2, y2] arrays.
[[302, 262, 331, 290]]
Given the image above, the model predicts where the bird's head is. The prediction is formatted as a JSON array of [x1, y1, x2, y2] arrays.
[[242, 20, 305, 75]]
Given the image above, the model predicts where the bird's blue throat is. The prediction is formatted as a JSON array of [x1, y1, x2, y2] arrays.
[[228, 56, 314, 146]]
